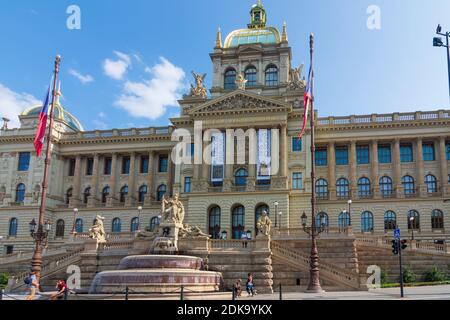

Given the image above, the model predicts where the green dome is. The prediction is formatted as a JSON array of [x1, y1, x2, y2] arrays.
[[224, 27, 280, 48], [21, 104, 84, 131]]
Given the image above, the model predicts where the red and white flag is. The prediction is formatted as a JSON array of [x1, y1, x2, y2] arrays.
[[298, 65, 313, 139], [33, 85, 51, 157]]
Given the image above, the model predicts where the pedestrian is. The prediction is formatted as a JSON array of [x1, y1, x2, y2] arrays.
[[246, 273, 255, 297], [241, 232, 248, 248], [50, 280, 68, 300], [25, 271, 39, 301], [233, 279, 242, 298]]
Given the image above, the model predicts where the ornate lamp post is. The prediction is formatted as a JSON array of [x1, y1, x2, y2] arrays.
[[278, 211, 282, 231], [137, 206, 143, 232], [347, 199, 352, 226], [29, 218, 52, 257], [409, 216, 415, 241], [274, 201, 279, 227], [71, 208, 79, 236]]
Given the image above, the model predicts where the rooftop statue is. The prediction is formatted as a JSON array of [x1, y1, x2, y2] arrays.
[[190, 71, 208, 99], [89, 215, 107, 244], [288, 65, 306, 91], [235, 73, 248, 90], [256, 210, 272, 237]]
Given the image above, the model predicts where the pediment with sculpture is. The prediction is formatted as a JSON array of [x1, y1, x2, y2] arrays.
[[188, 90, 291, 116]]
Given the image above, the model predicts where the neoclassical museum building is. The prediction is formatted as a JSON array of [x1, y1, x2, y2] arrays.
[[1, 2, 450, 255]]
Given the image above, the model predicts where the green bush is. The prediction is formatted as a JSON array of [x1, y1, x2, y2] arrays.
[[0, 273, 8, 289], [423, 266, 446, 282], [402, 267, 416, 283], [380, 270, 388, 284]]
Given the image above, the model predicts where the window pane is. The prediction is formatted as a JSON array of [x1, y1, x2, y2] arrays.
[[86, 158, 94, 176], [292, 137, 302, 152], [446, 142, 450, 161], [293, 172, 302, 190], [357, 146, 370, 164], [400, 144, 413, 162], [122, 157, 130, 174], [104, 158, 112, 175], [184, 177, 192, 193], [423, 143, 435, 161], [224, 69, 237, 90], [159, 156, 168, 172], [18, 152, 31, 171], [378, 145, 391, 164], [141, 156, 149, 174], [68, 159, 76, 176], [335, 147, 349, 165], [315, 148, 327, 166], [265, 66, 278, 86], [245, 67, 257, 87]]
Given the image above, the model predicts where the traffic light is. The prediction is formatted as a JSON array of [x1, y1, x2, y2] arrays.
[[391, 240, 399, 255], [401, 239, 408, 250]]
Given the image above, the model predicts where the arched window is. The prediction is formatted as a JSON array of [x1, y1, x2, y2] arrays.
[[255, 204, 269, 233], [402, 176, 415, 195], [209, 206, 221, 239], [120, 186, 128, 203], [235, 168, 248, 187], [431, 209, 444, 230], [380, 176, 393, 197], [425, 175, 438, 193], [75, 218, 83, 233], [384, 211, 397, 231], [336, 178, 350, 199], [361, 211, 374, 232], [16, 184, 26, 203], [407, 210, 420, 230], [157, 185, 167, 201], [8, 218, 18, 237], [65, 188, 73, 205], [150, 216, 160, 232], [102, 186, 110, 204], [316, 179, 328, 199], [316, 212, 329, 228], [130, 217, 140, 232], [244, 66, 257, 87], [338, 212, 350, 228], [265, 65, 278, 86], [55, 219, 65, 238], [112, 218, 122, 233], [138, 185, 147, 203], [224, 68, 237, 90], [358, 177, 371, 198], [83, 187, 91, 204], [232, 205, 245, 239]]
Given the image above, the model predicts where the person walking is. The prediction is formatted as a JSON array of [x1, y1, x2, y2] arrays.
[[25, 271, 39, 301], [246, 273, 255, 297]]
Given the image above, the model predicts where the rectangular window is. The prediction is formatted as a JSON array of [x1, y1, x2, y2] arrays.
[[86, 158, 94, 176], [315, 148, 327, 166], [378, 145, 392, 164], [159, 155, 168, 173], [186, 143, 195, 158], [104, 158, 112, 175], [357, 145, 370, 164], [292, 172, 303, 190], [122, 156, 131, 174], [18, 152, 31, 171], [140, 156, 149, 174], [68, 158, 76, 176], [184, 177, 192, 193], [292, 137, 302, 152], [400, 144, 413, 163], [446, 142, 450, 161], [423, 142, 435, 161], [335, 146, 349, 165]]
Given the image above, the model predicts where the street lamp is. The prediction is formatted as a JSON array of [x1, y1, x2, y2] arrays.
[[278, 211, 282, 230], [71, 208, 79, 235], [409, 216, 415, 241], [29, 218, 52, 253], [137, 206, 143, 232], [433, 24, 450, 101], [347, 199, 352, 226], [274, 201, 279, 227]]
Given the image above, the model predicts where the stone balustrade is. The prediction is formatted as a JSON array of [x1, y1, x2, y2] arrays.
[[61, 126, 173, 141]]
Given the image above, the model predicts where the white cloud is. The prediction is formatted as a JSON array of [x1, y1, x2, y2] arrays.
[[69, 69, 94, 84], [103, 51, 131, 80], [92, 119, 108, 130], [98, 112, 107, 119], [114, 57, 185, 120], [0, 84, 40, 128]]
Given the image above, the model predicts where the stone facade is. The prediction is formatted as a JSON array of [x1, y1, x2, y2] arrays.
[[1, 2, 450, 255]]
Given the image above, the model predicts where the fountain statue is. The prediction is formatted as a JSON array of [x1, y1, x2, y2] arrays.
[[256, 210, 272, 237], [89, 215, 107, 244]]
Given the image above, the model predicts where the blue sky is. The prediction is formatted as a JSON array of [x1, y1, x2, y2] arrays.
[[0, 0, 449, 130]]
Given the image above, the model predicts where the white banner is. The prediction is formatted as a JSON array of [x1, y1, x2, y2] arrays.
[[211, 132, 225, 182], [257, 129, 271, 180]]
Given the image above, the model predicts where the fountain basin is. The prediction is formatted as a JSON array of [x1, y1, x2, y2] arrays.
[[118, 255, 204, 270]]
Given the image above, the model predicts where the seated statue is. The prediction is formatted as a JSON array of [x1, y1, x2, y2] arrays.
[[179, 224, 210, 239], [256, 211, 272, 237], [89, 215, 107, 244], [137, 226, 159, 240]]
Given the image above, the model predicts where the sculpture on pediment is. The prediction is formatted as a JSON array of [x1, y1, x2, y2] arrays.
[[179, 224, 210, 239], [288, 65, 306, 91], [189, 71, 208, 99], [256, 210, 272, 237], [161, 194, 185, 224], [89, 215, 107, 244], [235, 73, 248, 90]]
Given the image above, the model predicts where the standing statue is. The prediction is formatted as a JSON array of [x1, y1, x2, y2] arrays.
[[190, 71, 208, 98], [89, 215, 107, 244], [256, 210, 272, 237], [161, 194, 185, 224], [235, 73, 248, 90], [288, 65, 306, 90]]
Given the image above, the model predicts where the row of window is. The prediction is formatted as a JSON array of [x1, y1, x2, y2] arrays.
[[67, 155, 169, 177], [224, 65, 279, 89], [315, 142, 450, 166], [314, 174, 442, 199]]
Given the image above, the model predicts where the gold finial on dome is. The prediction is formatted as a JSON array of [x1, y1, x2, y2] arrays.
[[249, 0, 267, 29], [215, 27, 223, 49], [282, 21, 288, 43]]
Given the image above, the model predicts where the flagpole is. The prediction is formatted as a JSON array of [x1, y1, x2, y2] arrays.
[[306, 33, 323, 293], [31, 55, 61, 280]]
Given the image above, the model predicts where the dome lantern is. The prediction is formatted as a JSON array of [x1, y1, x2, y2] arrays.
[[248, 0, 267, 29]]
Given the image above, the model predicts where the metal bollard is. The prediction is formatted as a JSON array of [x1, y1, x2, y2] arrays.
[[232, 289, 235, 301], [279, 283, 282, 301], [180, 285, 184, 301], [125, 286, 129, 301], [64, 288, 69, 300]]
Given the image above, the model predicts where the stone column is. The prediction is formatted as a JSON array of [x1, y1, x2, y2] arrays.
[[416, 138, 426, 196], [90, 154, 100, 205], [127, 152, 136, 205], [393, 139, 403, 197], [280, 124, 288, 177], [327, 142, 336, 200], [202, 135, 210, 187], [439, 136, 448, 195], [167, 152, 174, 197], [73, 155, 82, 203], [371, 141, 380, 199], [109, 153, 118, 203], [224, 130, 234, 192], [145, 151, 155, 204], [349, 141, 357, 198]]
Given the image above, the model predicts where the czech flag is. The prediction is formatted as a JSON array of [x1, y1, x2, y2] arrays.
[[34, 85, 51, 157], [298, 64, 313, 139]]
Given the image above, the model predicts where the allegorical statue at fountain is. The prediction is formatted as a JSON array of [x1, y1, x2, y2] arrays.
[[89, 215, 107, 244]]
